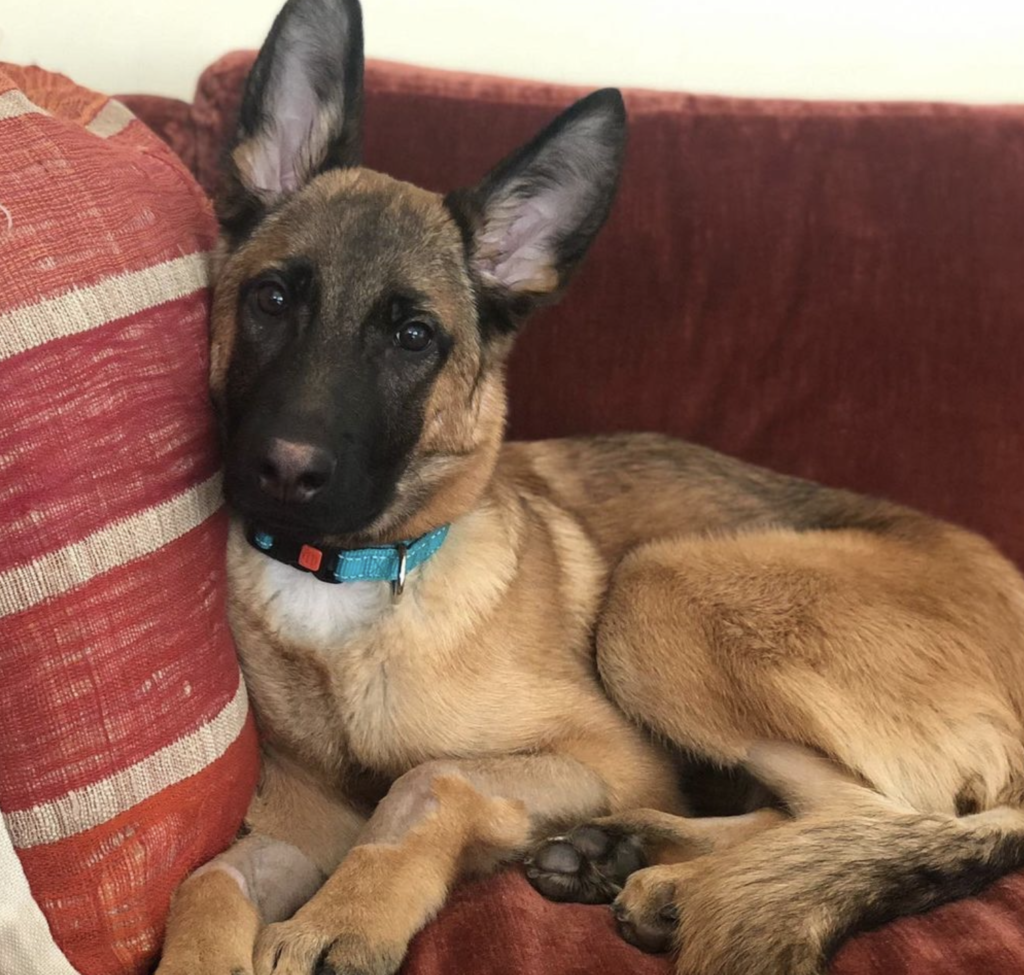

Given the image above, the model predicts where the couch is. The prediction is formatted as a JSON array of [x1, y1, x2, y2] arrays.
[[114, 52, 1024, 975]]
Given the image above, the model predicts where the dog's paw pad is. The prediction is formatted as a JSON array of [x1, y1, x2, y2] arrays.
[[531, 838, 584, 875], [524, 825, 646, 904]]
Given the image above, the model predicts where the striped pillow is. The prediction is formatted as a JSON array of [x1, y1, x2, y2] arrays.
[[0, 65, 259, 975]]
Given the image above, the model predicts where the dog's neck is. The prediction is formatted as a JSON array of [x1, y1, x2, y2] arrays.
[[228, 496, 520, 654], [243, 521, 451, 595]]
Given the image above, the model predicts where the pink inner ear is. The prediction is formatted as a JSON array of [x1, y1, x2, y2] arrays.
[[473, 110, 614, 294], [248, 60, 323, 197], [478, 195, 563, 290]]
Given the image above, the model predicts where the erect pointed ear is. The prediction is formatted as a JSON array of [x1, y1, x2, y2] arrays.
[[219, 0, 365, 239], [445, 89, 627, 331]]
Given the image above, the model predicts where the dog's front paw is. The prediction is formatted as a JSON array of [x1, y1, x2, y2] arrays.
[[254, 919, 403, 975], [610, 864, 685, 955], [156, 957, 252, 975], [525, 822, 647, 904], [156, 869, 261, 975], [155, 940, 255, 975]]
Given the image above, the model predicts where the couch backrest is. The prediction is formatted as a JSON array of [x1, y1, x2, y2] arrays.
[[126, 54, 1024, 568]]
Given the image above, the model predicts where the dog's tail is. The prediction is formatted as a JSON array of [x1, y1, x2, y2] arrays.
[[680, 742, 1024, 975]]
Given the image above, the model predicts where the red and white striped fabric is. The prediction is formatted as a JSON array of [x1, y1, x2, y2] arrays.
[[0, 65, 260, 975]]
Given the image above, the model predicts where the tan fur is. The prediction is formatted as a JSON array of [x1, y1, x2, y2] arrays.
[[589, 806, 789, 865], [613, 745, 1024, 974], [599, 524, 1024, 811], [161, 869, 261, 975], [158, 155, 1024, 975]]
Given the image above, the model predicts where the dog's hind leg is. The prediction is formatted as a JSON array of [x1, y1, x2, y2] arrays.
[[578, 526, 1024, 971], [595, 526, 1024, 813], [611, 742, 1024, 974]]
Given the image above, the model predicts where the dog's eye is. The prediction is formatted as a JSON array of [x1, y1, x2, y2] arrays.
[[394, 321, 434, 353], [251, 280, 290, 318]]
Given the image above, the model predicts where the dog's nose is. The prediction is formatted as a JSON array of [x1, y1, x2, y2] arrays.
[[256, 438, 336, 504]]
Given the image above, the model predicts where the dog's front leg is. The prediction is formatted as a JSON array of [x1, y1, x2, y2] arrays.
[[254, 750, 633, 975], [156, 752, 367, 975]]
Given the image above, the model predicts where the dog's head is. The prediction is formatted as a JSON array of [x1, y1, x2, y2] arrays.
[[212, 0, 626, 545]]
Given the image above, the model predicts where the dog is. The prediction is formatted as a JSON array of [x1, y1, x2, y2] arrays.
[[155, 1, 1024, 973]]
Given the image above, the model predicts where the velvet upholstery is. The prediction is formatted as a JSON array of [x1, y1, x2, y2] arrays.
[[121, 54, 1024, 975]]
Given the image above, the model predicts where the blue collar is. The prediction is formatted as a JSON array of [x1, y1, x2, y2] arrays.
[[246, 523, 450, 597]]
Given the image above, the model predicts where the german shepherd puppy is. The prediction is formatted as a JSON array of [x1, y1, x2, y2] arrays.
[[157, 1, 1024, 973]]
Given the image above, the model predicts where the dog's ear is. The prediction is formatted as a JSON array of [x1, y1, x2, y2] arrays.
[[445, 89, 626, 332], [220, 0, 364, 239]]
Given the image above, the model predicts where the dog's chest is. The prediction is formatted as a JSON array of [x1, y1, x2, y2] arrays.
[[229, 510, 604, 777], [238, 556, 518, 772]]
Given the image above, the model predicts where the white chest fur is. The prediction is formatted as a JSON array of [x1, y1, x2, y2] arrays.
[[228, 523, 391, 648], [260, 558, 390, 646]]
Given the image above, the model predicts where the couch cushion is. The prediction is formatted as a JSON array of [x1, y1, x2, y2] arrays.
[[0, 64, 259, 975], [401, 870, 1024, 975], [116, 92, 198, 175]]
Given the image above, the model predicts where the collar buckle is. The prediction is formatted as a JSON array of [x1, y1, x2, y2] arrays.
[[391, 542, 408, 601]]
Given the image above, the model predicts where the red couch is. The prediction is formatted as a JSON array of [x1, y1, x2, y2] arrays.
[[121, 55, 1024, 975]]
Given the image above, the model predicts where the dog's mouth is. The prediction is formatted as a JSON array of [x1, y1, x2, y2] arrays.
[[223, 479, 384, 543]]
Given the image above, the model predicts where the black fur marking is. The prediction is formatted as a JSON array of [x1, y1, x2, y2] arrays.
[[444, 89, 627, 339], [739, 475, 908, 536], [222, 272, 449, 541], [313, 945, 333, 975], [955, 792, 982, 817], [219, 0, 366, 243], [225, 260, 322, 438], [556, 432, 921, 539], [821, 821, 1024, 964]]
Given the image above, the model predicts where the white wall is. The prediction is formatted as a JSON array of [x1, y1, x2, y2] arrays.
[[2, 0, 1024, 105]]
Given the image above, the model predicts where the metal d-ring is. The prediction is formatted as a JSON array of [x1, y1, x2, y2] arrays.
[[392, 543, 408, 601]]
